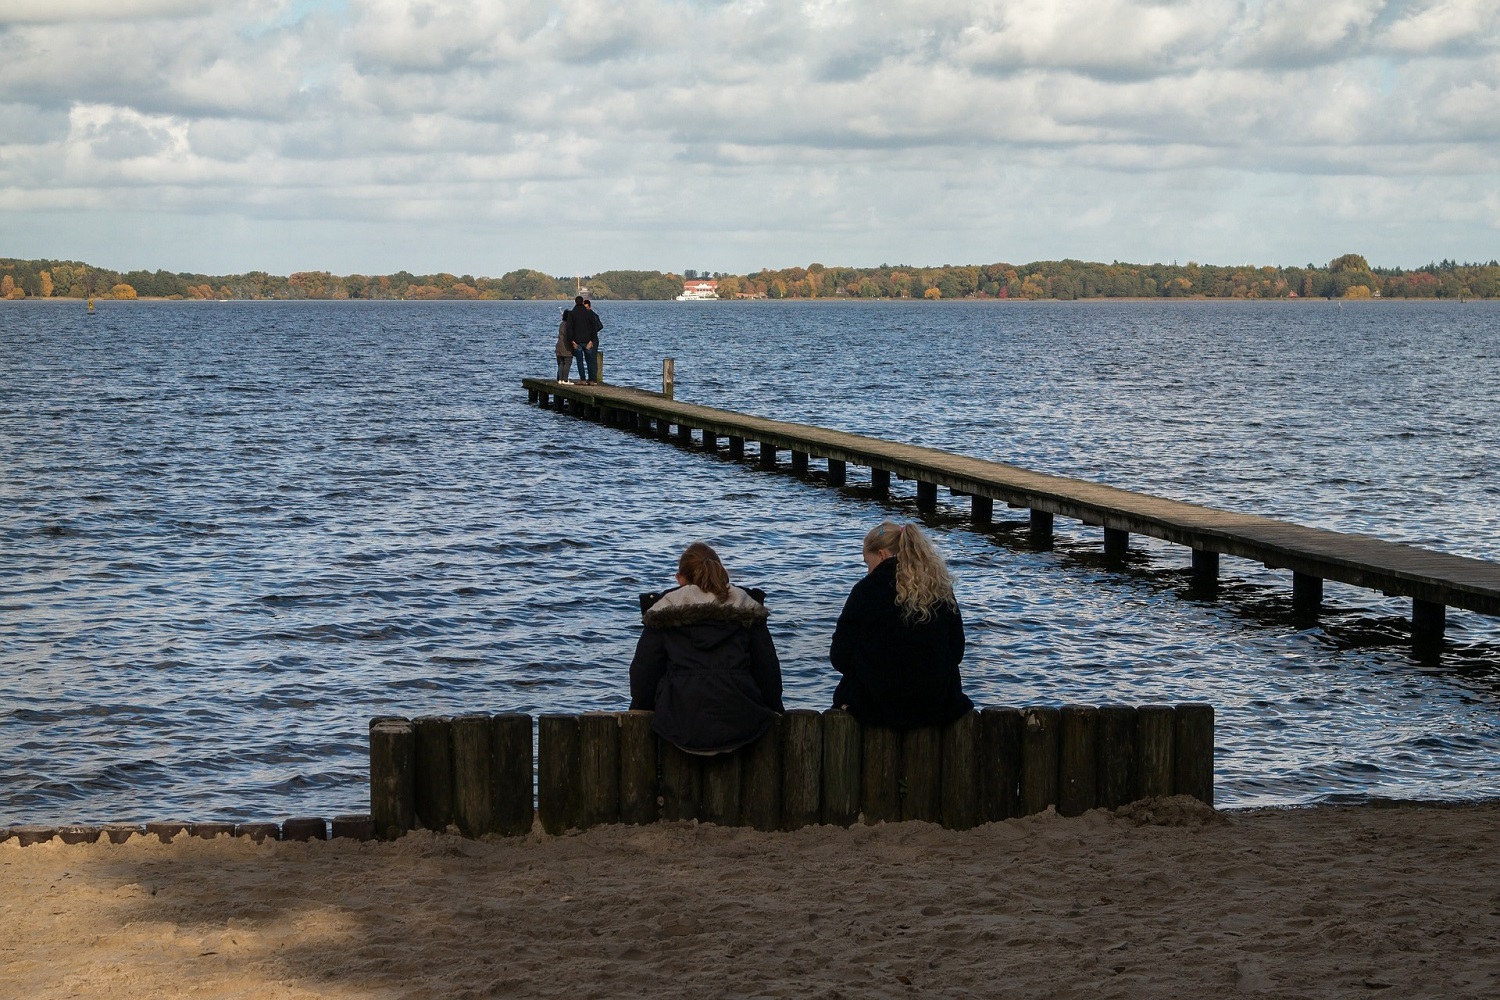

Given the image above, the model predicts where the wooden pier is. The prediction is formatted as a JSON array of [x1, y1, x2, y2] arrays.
[[523, 378, 1500, 652]]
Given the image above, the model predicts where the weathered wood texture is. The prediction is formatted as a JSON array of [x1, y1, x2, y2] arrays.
[[522, 378, 1500, 622], [370, 704, 1215, 840]]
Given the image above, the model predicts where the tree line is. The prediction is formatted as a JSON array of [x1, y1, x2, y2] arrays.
[[3, 254, 1498, 302]]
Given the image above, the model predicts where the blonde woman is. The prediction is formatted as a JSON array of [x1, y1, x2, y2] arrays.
[[829, 521, 972, 729], [629, 542, 784, 753]]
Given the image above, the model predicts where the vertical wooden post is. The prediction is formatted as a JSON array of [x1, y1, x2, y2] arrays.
[[1029, 509, 1054, 550], [538, 715, 581, 835], [1412, 599, 1445, 653], [451, 713, 494, 837], [662, 358, 674, 399], [1103, 528, 1128, 562], [492, 713, 534, 836], [578, 712, 621, 828], [972, 496, 993, 526], [660, 741, 702, 822], [1190, 548, 1219, 595], [1020, 706, 1060, 815], [780, 709, 822, 830], [657, 417, 672, 440], [370, 718, 415, 841], [1058, 705, 1099, 817], [901, 726, 942, 822], [940, 711, 980, 830], [412, 716, 454, 832], [729, 436, 745, 459], [700, 753, 742, 826], [792, 450, 809, 476], [916, 481, 937, 513], [827, 459, 847, 487], [861, 726, 903, 824], [702, 430, 718, 453], [741, 718, 782, 832], [759, 443, 777, 469], [1173, 703, 1215, 806], [677, 423, 693, 445], [870, 468, 890, 495], [1135, 705, 1176, 798], [618, 710, 658, 825], [1293, 571, 1323, 619], [979, 707, 1022, 822], [821, 709, 862, 827], [1096, 705, 1138, 808]]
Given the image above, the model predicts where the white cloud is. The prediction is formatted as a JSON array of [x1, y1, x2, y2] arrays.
[[1383, 0, 1500, 54]]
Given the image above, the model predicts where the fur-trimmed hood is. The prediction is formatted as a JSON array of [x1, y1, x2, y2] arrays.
[[640, 584, 769, 630]]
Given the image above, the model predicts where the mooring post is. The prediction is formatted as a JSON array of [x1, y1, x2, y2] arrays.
[[1029, 509, 1054, 550], [972, 496, 993, 526], [1412, 599, 1446, 653], [1292, 571, 1323, 620], [1103, 527, 1129, 562], [596, 350, 605, 385], [662, 358, 674, 399], [827, 459, 847, 487], [917, 480, 937, 513], [871, 468, 891, 496], [792, 450, 809, 476]]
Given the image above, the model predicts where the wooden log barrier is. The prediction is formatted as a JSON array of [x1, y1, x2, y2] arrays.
[[363, 702, 1215, 840]]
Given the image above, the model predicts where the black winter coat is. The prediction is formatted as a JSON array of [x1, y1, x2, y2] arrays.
[[829, 557, 972, 729], [629, 584, 783, 753]]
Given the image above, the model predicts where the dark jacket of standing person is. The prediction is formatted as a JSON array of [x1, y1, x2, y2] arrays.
[[629, 543, 783, 754], [567, 296, 602, 349], [830, 522, 972, 730]]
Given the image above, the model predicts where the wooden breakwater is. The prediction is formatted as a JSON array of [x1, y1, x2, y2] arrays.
[[368, 705, 1214, 840], [0, 815, 375, 847], [521, 378, 1500, 654]]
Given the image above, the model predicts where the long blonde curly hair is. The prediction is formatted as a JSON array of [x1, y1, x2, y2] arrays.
[[863, 521, 956, 624]]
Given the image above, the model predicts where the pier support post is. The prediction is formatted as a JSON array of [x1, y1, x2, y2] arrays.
[[759, 443, 777, 469], [1103, 527, 1128, 562], [792, 450, 809, 476], [972, 496, 993, 526], [917, 480, 937, 513], [677, 423, 693, 445], [728, 435, 744, 459], [1190, 548, 1219, 595], [871, 468, 890, 496], [1412, 599, 1445, 654], [827, 459, 846, 487], [1028, 509, 1054, 550], [656, 417, 672, 440], [702, 430, 718, 453], [1292, 572, 1323, 620]]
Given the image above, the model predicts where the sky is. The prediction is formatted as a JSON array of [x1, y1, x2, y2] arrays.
[[1, 0, 1497, 277]]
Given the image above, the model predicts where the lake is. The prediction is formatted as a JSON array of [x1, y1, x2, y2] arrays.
[[3, 297, 1498, 823]]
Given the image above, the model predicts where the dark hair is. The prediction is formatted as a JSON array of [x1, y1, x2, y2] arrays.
[[583, 298, 592, 306], [677, 541, 731, 601], [574, 295, 585, 306]]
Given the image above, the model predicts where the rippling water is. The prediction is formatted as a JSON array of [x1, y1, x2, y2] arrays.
[[3, 298, 1499, 823]]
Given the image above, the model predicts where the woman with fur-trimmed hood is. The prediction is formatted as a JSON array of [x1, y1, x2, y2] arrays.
[[629, 542, 784, 754]]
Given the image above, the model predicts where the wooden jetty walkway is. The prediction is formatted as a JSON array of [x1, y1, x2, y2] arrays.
[[522, 378, 1500, 651]]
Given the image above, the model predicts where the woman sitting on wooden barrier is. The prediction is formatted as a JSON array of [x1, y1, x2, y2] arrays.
[[629, 542, 784, 754], [830, 521, 973, 729]]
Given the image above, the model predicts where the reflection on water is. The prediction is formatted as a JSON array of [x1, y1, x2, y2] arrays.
[[2, 299, 1499, 823]]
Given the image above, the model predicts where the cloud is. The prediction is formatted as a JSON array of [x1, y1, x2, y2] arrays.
[[1382, 0, 1500, 54]]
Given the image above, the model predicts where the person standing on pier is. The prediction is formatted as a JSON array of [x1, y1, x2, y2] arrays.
[[629, 542, 784, 754], [567, 295, 602, 384], [829, 521, 972, 729], [555, 307, 574, 382]]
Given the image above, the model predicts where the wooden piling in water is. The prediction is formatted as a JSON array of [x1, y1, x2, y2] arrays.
[[1029, 509, 1054, 549], [827, 459, 847, 487]]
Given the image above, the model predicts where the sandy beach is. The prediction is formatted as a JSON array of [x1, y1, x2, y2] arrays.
[[3, 798, 1497, 999]]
